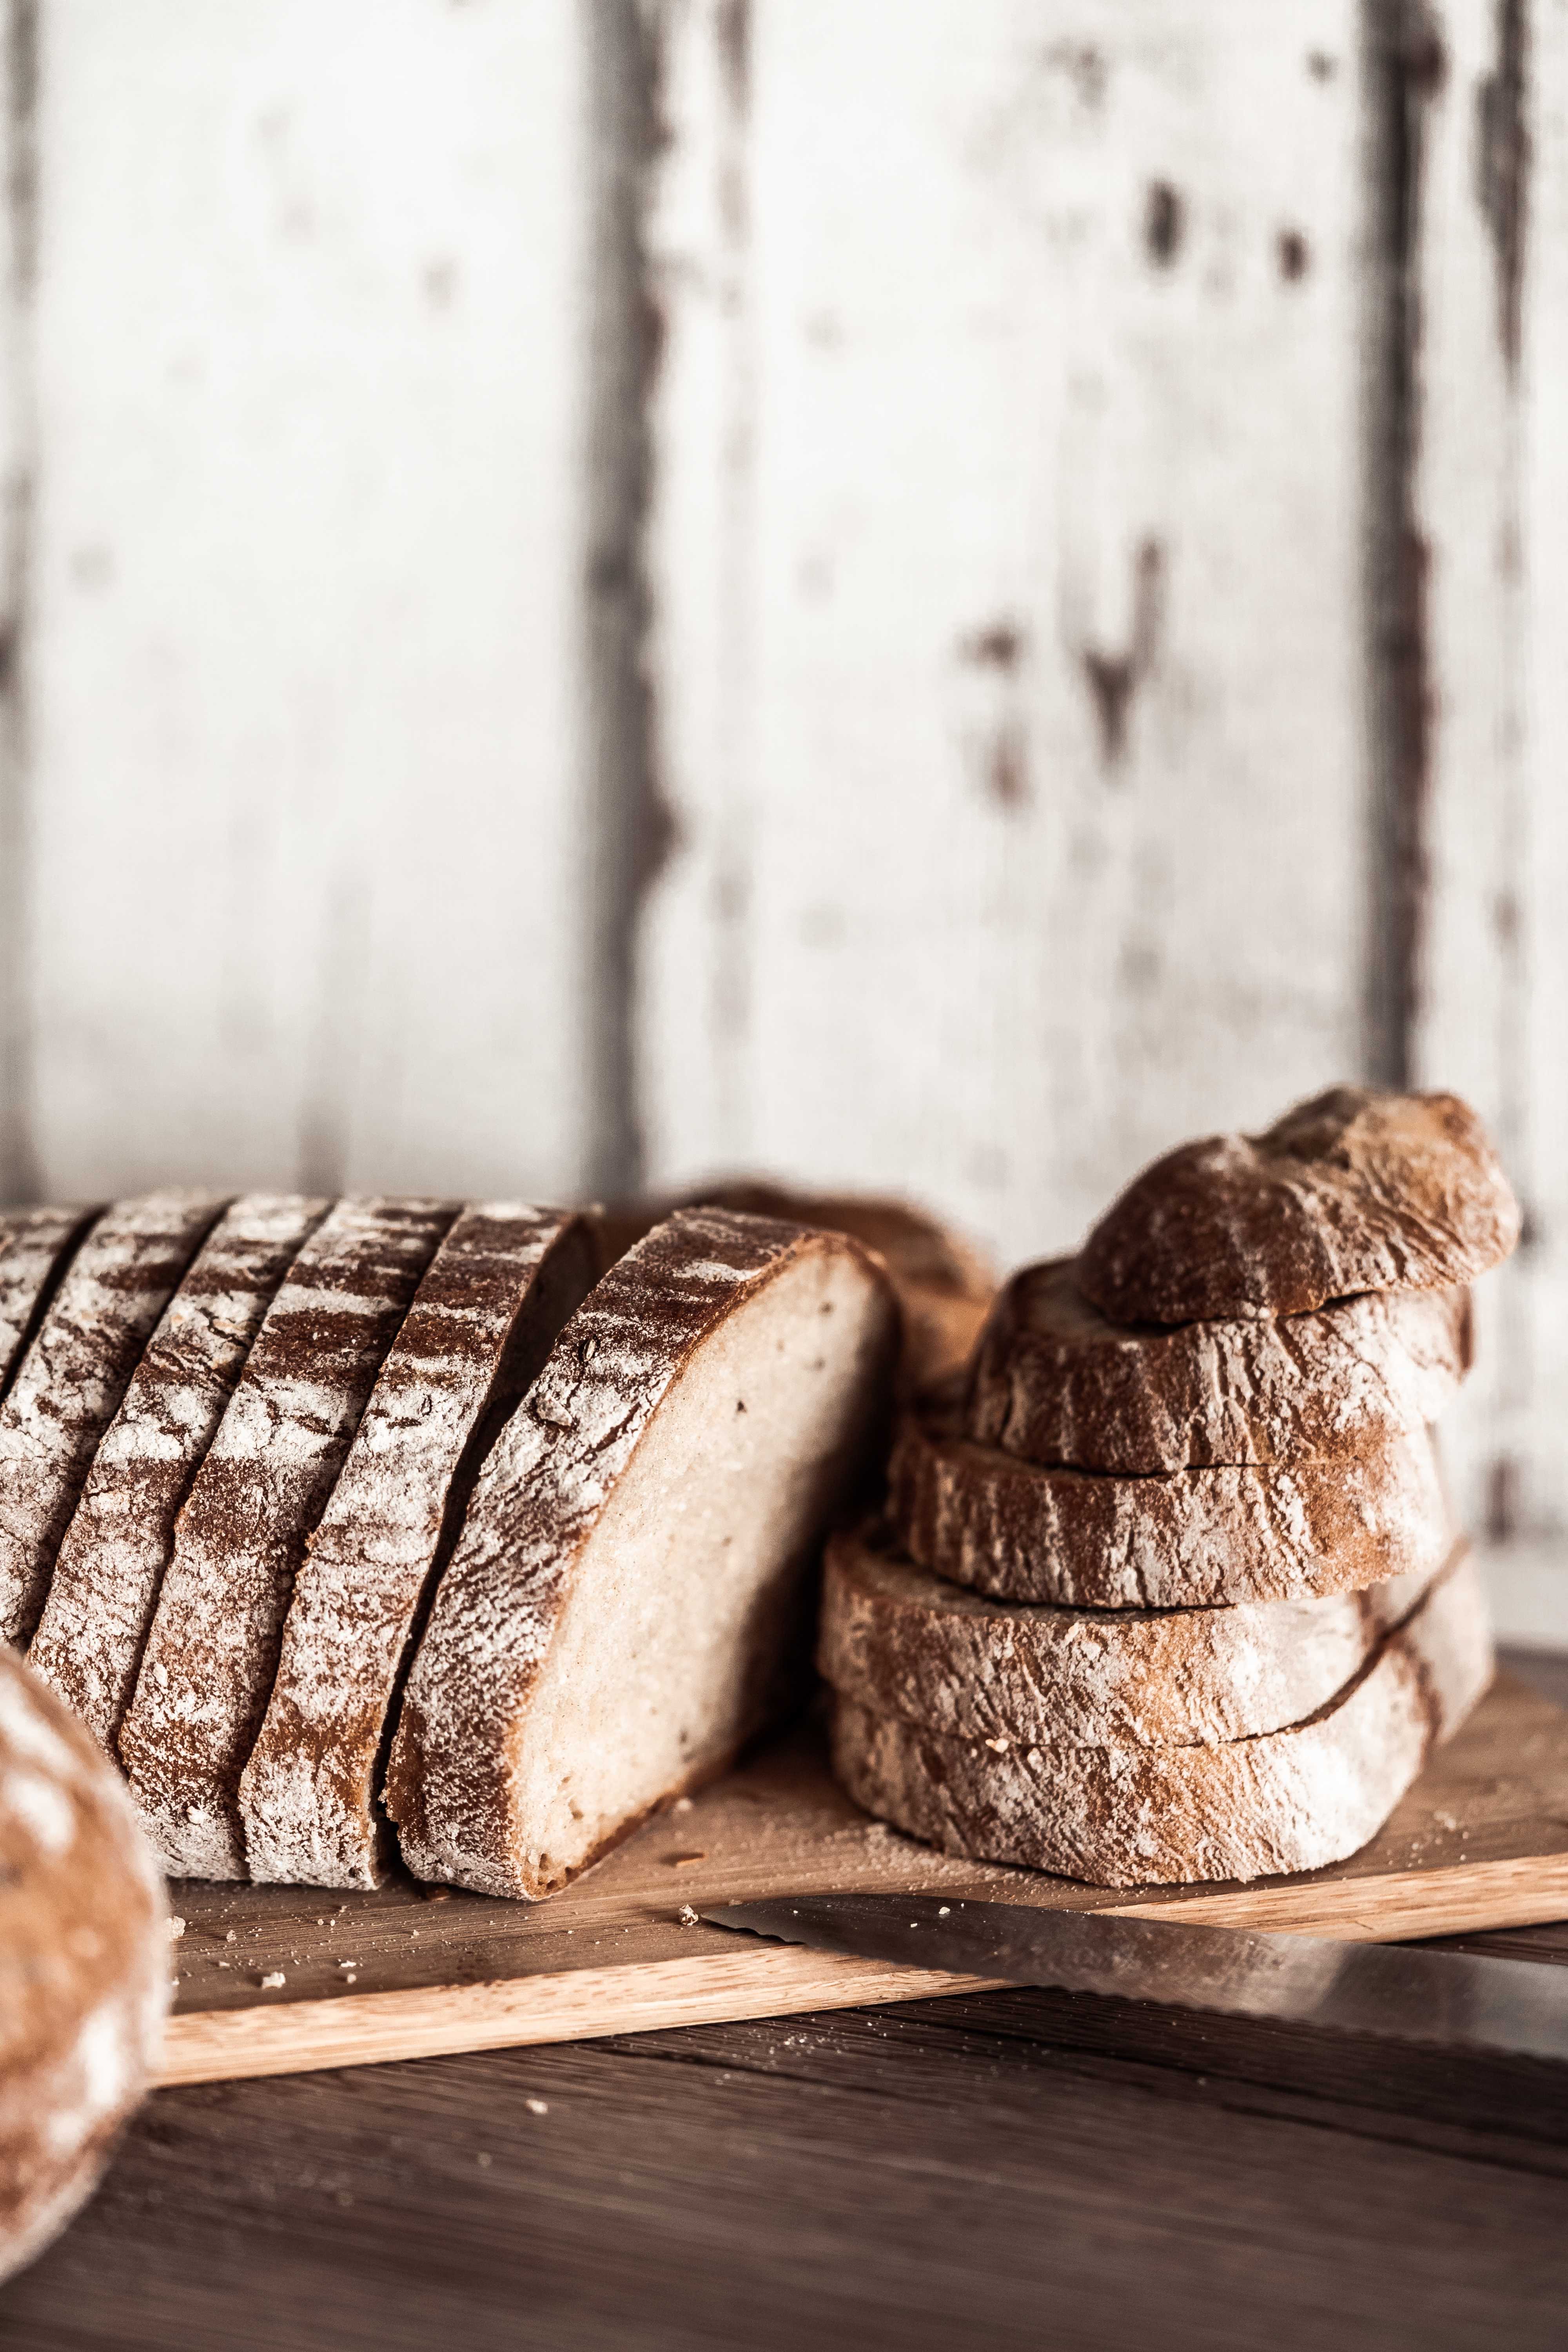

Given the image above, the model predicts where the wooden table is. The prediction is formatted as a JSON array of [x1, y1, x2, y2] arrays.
[[6, 1648, 1568, 2352]]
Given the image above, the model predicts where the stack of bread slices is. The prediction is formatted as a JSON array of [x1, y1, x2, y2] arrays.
[[6, 1190, 902, 1898], [820, 1088, 1520, 1887]]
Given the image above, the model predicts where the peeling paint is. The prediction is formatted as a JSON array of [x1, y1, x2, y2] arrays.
[[1080, 541, 1163, 769], [582, 0, 678, 1199], [1361, 0, 1446, 1093], [1475, 0, 1528, 380]]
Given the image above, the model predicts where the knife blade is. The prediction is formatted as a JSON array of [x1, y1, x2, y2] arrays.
[[703, 1893, 1568, 2064]]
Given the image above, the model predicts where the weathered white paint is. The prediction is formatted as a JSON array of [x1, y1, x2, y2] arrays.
[[21, 0, 592, 1203], [639, 0, 1372, 1278], [1414, 0, 1568, 1553]]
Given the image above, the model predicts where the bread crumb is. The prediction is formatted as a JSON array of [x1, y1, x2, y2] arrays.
[[526, 2098, 549, 2116], [258, 1971, 285, 1989], [937, 1905, 951, 1917], [167, 1916, 186, 1940], [1434, 1810, 1462, 1832], [670, 1853, 708, 1868], [678, 1904, 700, 1927], [225, 1929, 237, 1943], [984, 1737, 1010, 1754], [673, 1795, 695, 1813], [477, 2152, 492, 2167]]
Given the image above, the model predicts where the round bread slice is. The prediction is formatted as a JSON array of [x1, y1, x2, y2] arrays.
[[818, 1521, 1437, 1750], [1, 1647, 167, 2286], [888, 1413, 1452, 1609], [0, 1192, 231, 1649], [966, 1256, 1473, 1473], [1078, 1087, 1520, 1325], [829, 1541, 1492, 1887], [384, 1206, 900, 1900], [119, 1196, 457, 1880], [0, 1206, 98, 1397], [27, 1195, 330, 1754], [240, 1205, 601, 1890]]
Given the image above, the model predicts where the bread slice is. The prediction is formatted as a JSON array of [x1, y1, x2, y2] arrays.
[[385, 1206, 900, 1899], [829, 1541, 1492, 1886], [119, 1197, 457, 1878], [1077, 1087, 1519, 1325], [966, 1256, 1472, 1474], [0, 1193, 230, 1648], [819, 1520, 1438, 1750], [27, 1195, 330, 1753], [603, 1181, 994, 1397], [0, 1647, 167, 2287], [889, 1412, 1452, 1609], [0, 1206, 97, 1397], [240, 1206, 601, 1889]]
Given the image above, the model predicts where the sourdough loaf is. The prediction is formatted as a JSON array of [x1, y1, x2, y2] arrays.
[[605, 1181, 993, 1396], [0, 1207, 95, 1396], [119, 1197, 456, 1878], [28, 1195, 329, 1752], [240, 1205, 600, 1889], [966, 1256, 1472, 1473], [889, 1412, 1452, 1608], [1078, 1088, 1520, 1325], [830, 1541, 1492, 1886], [385, 1206, 900, 1899], [0, 1647, 166, 2285], [0, 1193, 229, 1648], [818, 1520, 1436, 1749]]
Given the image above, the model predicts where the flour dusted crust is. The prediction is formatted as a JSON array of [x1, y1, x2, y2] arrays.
[[818, 1521, 1437, 1750], [1078, 1088, 1520, 1325], [966, 1256, 1473, 1473], [830, 1543, 1492, 1886], [385, 1206, 900, 1899], [0, 1207, 95, 1397], [240, 1206, 600, 1890], [0, 1648, 166, 2285], [0, 1193, 230, 1648], [119, 1197, 456, 1878], [889, 1413, 1452, 1609], [607, 1180, 995, 1396], [28, 1196, 330, 1753]]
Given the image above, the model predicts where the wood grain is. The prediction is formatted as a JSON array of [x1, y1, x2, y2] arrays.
[[158, 1669, 1568, 2083], [639, 0, 1369, 1270], [21, 0, 593, 1203]]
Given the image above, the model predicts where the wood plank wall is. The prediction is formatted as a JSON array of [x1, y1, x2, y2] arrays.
[[0, 3, 1560, 1605]]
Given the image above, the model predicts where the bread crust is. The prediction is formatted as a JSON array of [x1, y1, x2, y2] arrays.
[[0, 1206, 97, 1398], [818, 1520, 1436, 1749], [966, 1256, 1472, 1473], [240, 1206, 599, 1890], [889, 1412, 1452, 1608], [0, 1193, 230, 1648], [27, 1196, 330, 1753], [0, 1649, 166, 2285], [385, 1207, 899, 1898], [829, 1543, 1492, 1886], [1078, 1088, 1520, 1324], [119, 1197, 457, 1878]]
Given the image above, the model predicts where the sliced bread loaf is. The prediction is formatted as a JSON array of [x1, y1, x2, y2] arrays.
[[240, 1206, 601, 1889], [119, 1197, 456, 1878], [0, 1207, 96, 1398], [1078, 1087, 1519, 1325], [818, 1520, 1437, 1749], [385, 1206, 900, 1899], [0, 1647, 166, 2287], [0, 1193, 229, 1648], [889, 1413, 1452, 1608], [966, 1256, 1472, 1473], [829, 1540, 1492, 1886], [27, 1196, 330, 1753]]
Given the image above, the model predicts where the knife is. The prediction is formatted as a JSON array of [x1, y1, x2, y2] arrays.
[[702, 1893, 1568, 2065]]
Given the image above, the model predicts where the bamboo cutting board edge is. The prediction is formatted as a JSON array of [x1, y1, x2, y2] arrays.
[[154, 1670, 1568, 2085]]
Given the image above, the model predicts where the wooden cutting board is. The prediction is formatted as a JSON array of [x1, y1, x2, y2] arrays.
[[160, 1669, 1568, 2087]]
